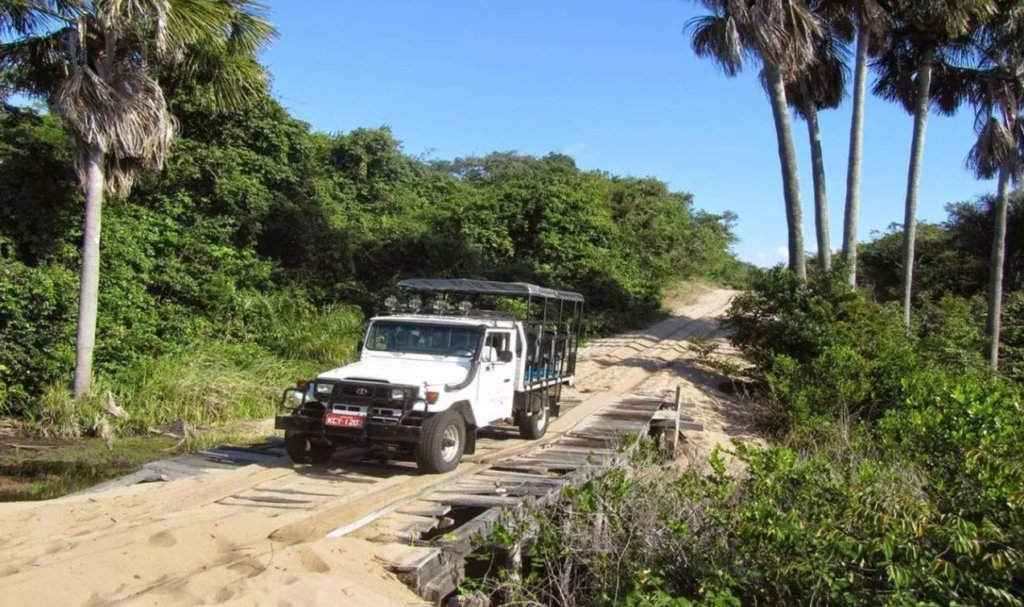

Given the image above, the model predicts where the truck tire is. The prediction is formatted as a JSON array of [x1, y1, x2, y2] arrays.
[[284, 430, 334, 464], [518, 390, 550, 440], [416, 410, 466, 474]]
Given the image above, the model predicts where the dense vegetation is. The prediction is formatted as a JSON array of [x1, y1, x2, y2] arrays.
[[2, 1, 1021, 600], [485, 251, 1023, 605], [0, 95, 746, 434], [687, 0, 1023, 377]]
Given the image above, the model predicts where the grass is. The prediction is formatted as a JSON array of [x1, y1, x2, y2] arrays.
[[1, 301, 366, 501], [113, 341, 317, 433]]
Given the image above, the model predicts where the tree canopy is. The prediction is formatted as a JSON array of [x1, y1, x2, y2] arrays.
[[0, 91, 748, 413]]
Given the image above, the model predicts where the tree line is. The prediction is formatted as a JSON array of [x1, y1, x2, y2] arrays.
[[0, 2, 747, 418], [688, 0, 1023, 370]]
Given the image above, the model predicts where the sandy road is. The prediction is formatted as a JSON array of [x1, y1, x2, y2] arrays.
[[0, 287, 738, 606]]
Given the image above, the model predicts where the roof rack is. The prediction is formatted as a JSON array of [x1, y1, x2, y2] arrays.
[[397, 278, 584, 303]]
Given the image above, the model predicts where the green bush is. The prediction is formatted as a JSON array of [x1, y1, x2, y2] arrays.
[[726, 268, 921, 428], [490, 428, 1023, 606], [0, 248, 77, 413], [1003, 291, 1024, 383], [916, 295, 986, 372], [879, 375, 1024, 525]]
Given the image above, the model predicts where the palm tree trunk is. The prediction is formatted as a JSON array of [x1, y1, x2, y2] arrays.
[[901, 47, 934, 329], [765, 64, 806, 279], [843, 24, 869, 285], [986, 166, 1010, 368], [806, 103, 831, 272], [72, 143, 104, 397]]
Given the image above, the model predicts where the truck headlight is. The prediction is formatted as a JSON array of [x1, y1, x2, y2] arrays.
[[390, 388, 406, 400], [315, 383, 333, 399]]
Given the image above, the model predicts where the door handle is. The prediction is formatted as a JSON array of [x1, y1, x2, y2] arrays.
[[503, 379, 511, 383]]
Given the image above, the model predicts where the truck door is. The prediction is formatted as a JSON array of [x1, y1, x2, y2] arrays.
[[475, 330, 516, 425]]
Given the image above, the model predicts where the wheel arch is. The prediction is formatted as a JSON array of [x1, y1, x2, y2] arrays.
[[448, 400, 477, 455]]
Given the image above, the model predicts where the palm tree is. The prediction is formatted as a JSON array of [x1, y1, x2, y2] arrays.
[[687, 0, 822, 279], [786, 9, 849, 273], [839, 0, 890, 285], [0, 0, 276, 396], [965, 10, 1024, 369], [874, 0, 996, 328]]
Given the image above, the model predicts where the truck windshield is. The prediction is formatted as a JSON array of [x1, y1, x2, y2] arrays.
[[366, 321, 480, 357]]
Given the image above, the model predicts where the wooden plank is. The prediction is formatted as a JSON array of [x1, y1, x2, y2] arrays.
[[350, 513, 440, 542], [673, 386, 682, 451], [397, 500, 452, 518], [476, 469, 572, 483], [487, 462, 564, 475], [514, 455, 608, 467], [248, 485, 352, 498], [225, 493, 314, 505], [421, 493, 522, 508], [651, 420, 704, 432], [434, 483, 559, 499], [217, 497, 311, 510], [373, 543, 442, 573], [650, 410, 696, 423]]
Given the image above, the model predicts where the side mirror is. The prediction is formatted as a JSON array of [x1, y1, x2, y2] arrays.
[[498, 350, 514, 363], [356, 339, 364, 352]]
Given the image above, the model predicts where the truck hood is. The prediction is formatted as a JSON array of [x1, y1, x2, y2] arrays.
[[317, 356, 471, 387]]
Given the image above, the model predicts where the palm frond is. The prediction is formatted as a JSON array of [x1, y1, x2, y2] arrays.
[[965, 115, 1017, 180], [686, 14, 745, 76], [0, 0, 80, 37], [164, 0, 275, 57], [0, 27, 75, 99], [54, 63, 176, 196], [929, 60, 974, 116], [871, 38, 919, 113], [750, 0, 823, 77]]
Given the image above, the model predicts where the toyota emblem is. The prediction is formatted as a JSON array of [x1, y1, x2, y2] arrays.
[[356, 387, 369, 396]]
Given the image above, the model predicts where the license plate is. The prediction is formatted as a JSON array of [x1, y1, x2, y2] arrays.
[[324, 412, 365, 428]]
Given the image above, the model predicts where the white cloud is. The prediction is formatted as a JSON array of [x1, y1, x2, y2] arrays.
[[774, 245, 788, 259], [560, 142, 587, 157]]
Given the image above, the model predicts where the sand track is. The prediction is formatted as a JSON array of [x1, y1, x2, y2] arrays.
[[0, 287, 748, 606]]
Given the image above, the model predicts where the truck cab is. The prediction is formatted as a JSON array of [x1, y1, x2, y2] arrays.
[[274, 279, 584, 473]]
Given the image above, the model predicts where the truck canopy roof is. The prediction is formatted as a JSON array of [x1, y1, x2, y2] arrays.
[[371, 314, 516, 329], [398, 278, 584, 304]]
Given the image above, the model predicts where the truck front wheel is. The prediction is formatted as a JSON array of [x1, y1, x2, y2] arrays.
[[284, 431, 334, 464], [518, 391, 550, 440], [416, 410, 466, 474]]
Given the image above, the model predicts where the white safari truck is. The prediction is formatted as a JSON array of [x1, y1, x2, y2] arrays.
[[274, 279, 584, 473]]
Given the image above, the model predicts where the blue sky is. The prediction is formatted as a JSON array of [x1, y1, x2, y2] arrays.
[[262, 0, 996, 266]]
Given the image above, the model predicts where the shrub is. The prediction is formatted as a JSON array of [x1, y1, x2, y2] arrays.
[[488, 432, 1023, 606], [879, 374, 1024, 526], [725, 267, 875, 370], [1003, 291, 1024, 383], [727, 268, 920, 428], [0, 249, 77, 413], [916, 295, 986, 371]]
